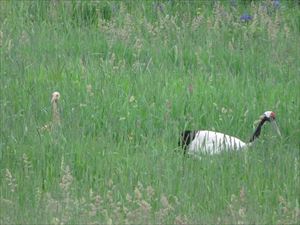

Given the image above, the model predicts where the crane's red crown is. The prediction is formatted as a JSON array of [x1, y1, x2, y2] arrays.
[[264, 111, 276, 120]]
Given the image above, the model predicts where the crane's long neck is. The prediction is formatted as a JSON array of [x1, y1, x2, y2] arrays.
[[249, 117, 267, 142], [52, 101, 60, 125]]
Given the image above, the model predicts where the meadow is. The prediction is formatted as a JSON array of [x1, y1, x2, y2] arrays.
[[0, 1, 299, 224]]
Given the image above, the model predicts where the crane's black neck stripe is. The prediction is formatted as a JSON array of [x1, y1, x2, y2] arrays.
[[179, 130, 196, 154], [250, 117, 268, 142]]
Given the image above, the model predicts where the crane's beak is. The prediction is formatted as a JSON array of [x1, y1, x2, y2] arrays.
[[270, 120, 281, 137]]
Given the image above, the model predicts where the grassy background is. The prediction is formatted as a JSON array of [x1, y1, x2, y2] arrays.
[[1, 0, 299, 224]]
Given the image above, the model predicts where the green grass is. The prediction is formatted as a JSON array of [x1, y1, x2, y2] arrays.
[[1, 1, 299, 224]]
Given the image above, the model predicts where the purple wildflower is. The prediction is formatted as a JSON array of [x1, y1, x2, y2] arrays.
[[240, 13, 253, 22], [273, 0, 280, 9]]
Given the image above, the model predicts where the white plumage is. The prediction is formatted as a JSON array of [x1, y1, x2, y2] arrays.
[[179, 111, 281, 155], [187, 130, 248, 155]]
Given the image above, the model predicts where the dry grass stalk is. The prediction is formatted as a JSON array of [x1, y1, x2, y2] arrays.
[[5, 168, 17, 193]]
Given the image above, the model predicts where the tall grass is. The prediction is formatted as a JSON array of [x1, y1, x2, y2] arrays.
[[1, 1, 299, 224]]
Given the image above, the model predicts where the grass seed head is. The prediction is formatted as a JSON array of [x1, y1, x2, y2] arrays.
[[134, 187, 142, 200], [59, 165, 73, 192], [5, 169, 17, 193]]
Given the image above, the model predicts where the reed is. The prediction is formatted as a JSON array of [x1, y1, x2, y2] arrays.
[[1, 1, 299, 224]]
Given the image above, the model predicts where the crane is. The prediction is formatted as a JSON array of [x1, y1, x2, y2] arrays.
[[179, 111, 281, 155], [39, 91, 61, 132]]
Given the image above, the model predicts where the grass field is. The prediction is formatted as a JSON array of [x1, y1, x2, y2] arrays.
[[1, 1, 299, 224]]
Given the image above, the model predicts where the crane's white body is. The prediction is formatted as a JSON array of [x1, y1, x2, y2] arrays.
[[187, 130, 249, 155]]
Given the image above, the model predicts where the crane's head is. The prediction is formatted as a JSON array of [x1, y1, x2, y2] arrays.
[[250, 110, 281, 142], [262, 111, 281, 136], [263, 111, 276, 121], [51, 91, 60, 104]]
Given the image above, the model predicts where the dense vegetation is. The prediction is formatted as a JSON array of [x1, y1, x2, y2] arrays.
[[1, 1, 299, 224]]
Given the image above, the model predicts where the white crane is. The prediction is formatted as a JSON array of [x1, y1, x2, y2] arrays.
[[179, 111, 281, 155]]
